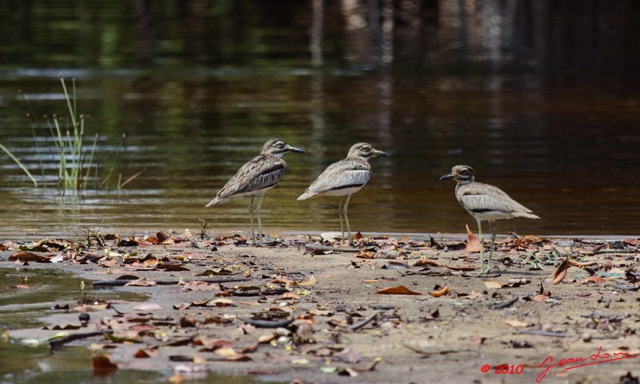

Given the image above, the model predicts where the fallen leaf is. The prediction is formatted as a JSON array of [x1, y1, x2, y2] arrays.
[[568, 260, 597, 267], [356, 250, 375, 259], [376, 285, 422, 295], [92, 355, 118, 377], [428, 285, 450, 297], [134, 303, 163, 311], [298, 275, 317, 287], [483, 280, 504, 289], [504, 319, 528, 328], [410, 259, 442, 267], [126, 278, 157, 287], [547, 256, 569, 285], [581, 276, 604, 284], [465, 224, 481, 253], [8, 251, 49, 263]]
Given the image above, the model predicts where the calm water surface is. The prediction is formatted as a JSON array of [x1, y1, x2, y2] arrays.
[[1, 0, 639, 240]]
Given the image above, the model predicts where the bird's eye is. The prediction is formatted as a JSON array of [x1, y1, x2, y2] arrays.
[[362, 146, 371, 152], [276, 142, 284, 148]]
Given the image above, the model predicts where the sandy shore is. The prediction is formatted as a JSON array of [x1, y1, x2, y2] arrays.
[[2, 232, 639, 383]]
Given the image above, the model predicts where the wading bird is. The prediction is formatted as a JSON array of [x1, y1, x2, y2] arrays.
[[298, 143, 389, 245], [206, 139, 304, 245], [440, 165, 540, 273]]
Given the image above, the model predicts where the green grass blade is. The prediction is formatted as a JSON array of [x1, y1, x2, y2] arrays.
[[0, 143, 38, 186]]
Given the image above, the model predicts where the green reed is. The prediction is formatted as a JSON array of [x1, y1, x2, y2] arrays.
[[2, 76, 141, 191], [47, 76, 99, 190]]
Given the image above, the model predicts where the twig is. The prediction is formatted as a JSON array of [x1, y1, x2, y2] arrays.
[[608, 284, 640, 292], [488, 297, 519, 310], [49, 330, 113, 349], [244, 316, 294, 328], [515, 329, 571, 338], [403, 344, 473, 355], [305, 243, 376, 253], [348, 311, 381, 331]]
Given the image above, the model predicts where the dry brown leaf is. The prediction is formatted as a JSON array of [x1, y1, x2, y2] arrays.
[[356, 250, 375, 259], [568, 260, 597, 267], [504, 319, 528, 328], [532, 293, 550, 301], [410, 259, 442, 267], [547, 256, 569, 285], [483, 280, 504, 289], [376, 285, 422, 295], [126, 278, 157, 286], [428, 285, 450, 297], [92, 355, 118, 377], [298, 275, 317, 286], [581, 276, 604, 284], [465, 224, 481, 253], [9, 251, 49, 263]]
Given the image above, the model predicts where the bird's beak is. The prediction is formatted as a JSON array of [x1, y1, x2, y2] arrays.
[[285, 145, 305, 154], [439, 173, 455, 181], [373, 149, 390, 158]]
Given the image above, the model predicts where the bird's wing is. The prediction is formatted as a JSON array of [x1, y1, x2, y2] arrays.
[[458, 183, 534, 215], [304, 159, 371, 195], [216, 155, 286, 199]]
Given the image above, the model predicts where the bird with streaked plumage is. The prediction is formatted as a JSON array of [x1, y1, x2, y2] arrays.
[[206, 139, 304, 245], [440, 165, 540, 273], [298, 142, 389, 246]]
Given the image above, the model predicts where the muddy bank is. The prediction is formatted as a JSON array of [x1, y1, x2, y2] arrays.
[[1, 232, 639, 383]]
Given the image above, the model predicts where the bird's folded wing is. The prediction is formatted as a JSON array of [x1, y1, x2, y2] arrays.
[[217, 155, 286, 199], [307, 163, 371, 194], [460, 186, 533, 214]]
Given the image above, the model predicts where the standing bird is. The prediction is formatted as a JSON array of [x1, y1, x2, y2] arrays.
[[298, 143, 389, 245], [206, 139, 304, 245], [440, 165, 540, 273]]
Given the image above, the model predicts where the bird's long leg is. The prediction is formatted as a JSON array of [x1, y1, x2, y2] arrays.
[[343, 194, 353, 246], [476, 218, 485, 273], [248, 195, 256, 245], [256, 192, 266, 246], [488, 221, 496, 271], [338, 198, 345, 243]]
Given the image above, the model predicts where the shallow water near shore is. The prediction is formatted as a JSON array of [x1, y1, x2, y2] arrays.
[[1, 3, 639, 239]]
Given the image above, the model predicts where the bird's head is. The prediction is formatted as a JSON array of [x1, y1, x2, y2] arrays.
[[347, 143, 389, 160], [262, 139, 304, 158], [439, 165, 475, 183]]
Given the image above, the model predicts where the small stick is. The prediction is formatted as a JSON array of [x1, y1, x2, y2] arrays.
[[488, 297, 519, 310], [515, 329, 571, 338], [348, 311, 381, 331], [305, 243, 375, 253], [49, 330, 113, 349], [244, 316, 295, 328]]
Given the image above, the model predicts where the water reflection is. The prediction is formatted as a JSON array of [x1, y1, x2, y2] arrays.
[[0, 0, 639, 239]]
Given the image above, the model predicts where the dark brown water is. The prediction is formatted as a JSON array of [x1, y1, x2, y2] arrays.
[[1, 0, 640, 240]]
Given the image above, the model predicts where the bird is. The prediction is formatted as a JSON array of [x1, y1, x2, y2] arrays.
[[297, 142, 389, 246], [206, 138, 304, 245], [440, 165, 540, 273]]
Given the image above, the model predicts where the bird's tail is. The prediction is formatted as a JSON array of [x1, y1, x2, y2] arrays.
[[205, 196, 223, 207], [297, 190, 315, 201], [517, 212, 540, 220]]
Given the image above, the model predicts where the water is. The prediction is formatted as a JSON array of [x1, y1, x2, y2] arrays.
[[1, 0, 640, 240]]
